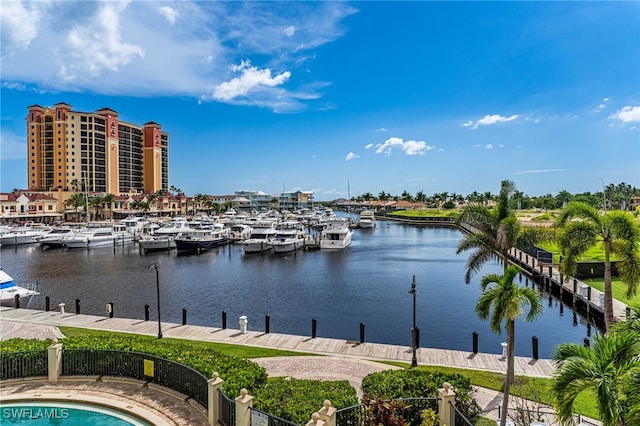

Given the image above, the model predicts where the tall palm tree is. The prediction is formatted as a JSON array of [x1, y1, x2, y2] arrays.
[[552, 331, 640, 426], [456, 180, 549, 283], [101, 193, 115, 219], [556, 201, 640, 332], [476, 265, 543, 426]]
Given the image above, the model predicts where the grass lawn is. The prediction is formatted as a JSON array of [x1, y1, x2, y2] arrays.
[[582, 277, 640, 306], [384, 361, 599, 420]]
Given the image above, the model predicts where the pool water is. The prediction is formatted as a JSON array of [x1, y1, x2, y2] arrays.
[[0, 402, 152, 425]]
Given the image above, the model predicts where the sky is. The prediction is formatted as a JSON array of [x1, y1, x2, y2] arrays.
[[1, 1, 639, 201]]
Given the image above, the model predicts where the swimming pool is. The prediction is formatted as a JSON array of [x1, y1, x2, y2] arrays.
[[0, 401, 152, 425]]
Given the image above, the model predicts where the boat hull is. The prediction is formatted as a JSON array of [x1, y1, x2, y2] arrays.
[[272, 239, 304, 253], [139, 237, 176, 252], [175, 237, 229, 253], [243, 240, 273, 253], [64, 234, 133, 249]]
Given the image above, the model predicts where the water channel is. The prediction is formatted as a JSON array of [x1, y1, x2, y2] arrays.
[[2, 220, 595, 358]]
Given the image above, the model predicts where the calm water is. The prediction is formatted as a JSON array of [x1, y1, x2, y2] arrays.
[[2, 221, 594, 358]]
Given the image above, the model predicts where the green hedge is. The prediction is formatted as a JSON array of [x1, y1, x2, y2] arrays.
[[361, 369, 481, 421], [253, 377, 358, 425], [0, 336, 266, 397]]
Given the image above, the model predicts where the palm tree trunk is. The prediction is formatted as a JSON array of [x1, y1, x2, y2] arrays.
[[500, 319, 516, 426], [604, 244, 613, 332]]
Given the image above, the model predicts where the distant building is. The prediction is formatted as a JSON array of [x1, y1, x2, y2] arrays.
[[0, 192, 61, 222], [26, 102, 168, 195]]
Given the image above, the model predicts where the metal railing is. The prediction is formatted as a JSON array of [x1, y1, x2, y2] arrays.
[[219, 387, 236, 426], [249, 407, 299, 426], [61, 349, 209, 407], [0, 350, 48, 379], [450, 400, 474, 426], [335, 397, 439, 426]]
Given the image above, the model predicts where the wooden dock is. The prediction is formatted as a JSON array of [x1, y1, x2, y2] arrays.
[[0, 306, 555, 378]]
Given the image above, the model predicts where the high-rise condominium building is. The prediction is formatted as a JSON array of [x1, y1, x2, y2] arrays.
[[26, 102, 168, 195]]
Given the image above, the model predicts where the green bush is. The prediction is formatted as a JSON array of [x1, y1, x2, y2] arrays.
[[361, 369, 481, 421], [253, 377, 358, 425], [0, 336, 266, 397]]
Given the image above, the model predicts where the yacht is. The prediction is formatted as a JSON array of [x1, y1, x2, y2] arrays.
[[38, 226, 78, 249], [63, 223, 133, 249], [0, 269, 39, 308], [229, 223, 252, 243], [243, 220, 277, 253], [138, 219, 192, 252], [174, 224, 229, 254], [271, 221, 306, 253], [358, 210, 376, 229], [320, 218, 353, 250], [0, 225, 46, 246]]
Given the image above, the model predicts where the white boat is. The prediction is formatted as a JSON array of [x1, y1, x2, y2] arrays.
[[138, 219, 192, 252], [38, 226, 78, 249], [119, 216, 150, 236], [0, 269, 39, 308], [0, 225, 45, 246], [358, 210, 376, 229], [174, 224, 229, 254], [243, 221, 277, 253], [63, 223, 133, 249], [271, 221, 306, 253], [320, 218, 353, 250], [229, 223, 252, 243]]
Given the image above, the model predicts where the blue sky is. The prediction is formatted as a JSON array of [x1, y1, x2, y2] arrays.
[[1, 1, 638, 201]]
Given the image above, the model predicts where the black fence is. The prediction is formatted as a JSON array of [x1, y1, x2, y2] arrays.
[[450, 400, 474, 426], [335, 397, 439, 426], [249, 407, 299, 426], [61, 349, 209, 408], [0, 350, 48, 380], [219, 389, 236, 426]]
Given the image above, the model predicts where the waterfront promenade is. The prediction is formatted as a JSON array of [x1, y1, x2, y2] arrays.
[[0, 306, 555, 377]]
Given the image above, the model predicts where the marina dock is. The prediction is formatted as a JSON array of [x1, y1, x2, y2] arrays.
[[0, 305, 555, 378]]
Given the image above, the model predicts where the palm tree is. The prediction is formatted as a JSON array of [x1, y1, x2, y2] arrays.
[[556, 201, 640, 332], [63, 193, 86, 221], [552, 331, 640, 426], [101, 193, 115, 219], [88, 196, 104, 220], [456, 180, 549, 283], [476, 265, 543, 426]]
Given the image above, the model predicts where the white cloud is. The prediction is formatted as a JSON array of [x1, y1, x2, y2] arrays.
[[610, 106, 640, 123], [375, 137, 434, 156], [512, 169, 570, 175], [485, 144, 494, 150], [158, 6, 179, 25], [364, 143, 374, 149], [0, 1, 43, 56], [375, 127, 387, 132], [213, 60, 291, 101], [0, 1, 356, 112], [465, 114, 519, 129], [345, 152, 359, 161], [57, 2, 145, 82]]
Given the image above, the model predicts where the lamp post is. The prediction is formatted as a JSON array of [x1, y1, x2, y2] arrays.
[[408, 275, 418, 368], [151, 263, 163, 339]]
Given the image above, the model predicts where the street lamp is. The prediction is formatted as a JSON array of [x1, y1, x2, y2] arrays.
[[408, 275, 418, 368], [151, 263, 163, 339]]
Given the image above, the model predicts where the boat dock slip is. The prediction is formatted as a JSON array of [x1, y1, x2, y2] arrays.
[[0, 306, 554, 378]]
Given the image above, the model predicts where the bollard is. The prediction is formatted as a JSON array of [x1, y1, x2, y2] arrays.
[[312, 318, 317, 338], [144, 304, 150, 321], [573, 278, 578, 293], [14, 294, 20, 309], [587, 286, 591, 301], [107, 302, 114, 318], [182, 308, 187, 325], [239, 316, 248, 334], [45, 296, 50, 312], [59, 303, 66, 314], [265, 314, 270, 334], [359, 322, 365, 344], [584, 337, 590, 348], [472, 331, 478, 354], [75, 299, 80, 314], [532, 336, 539, 360], [222, 311, 227, 329]]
